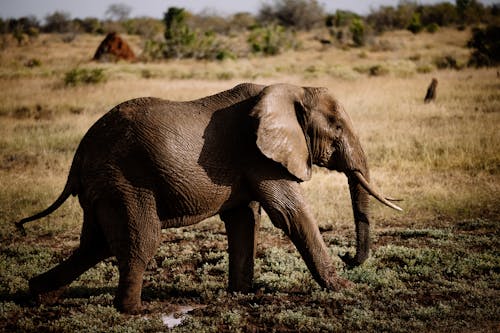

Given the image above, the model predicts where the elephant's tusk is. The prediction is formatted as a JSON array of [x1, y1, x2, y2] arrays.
[[385, 197, 404, 202], [353, 171, 403, 212]]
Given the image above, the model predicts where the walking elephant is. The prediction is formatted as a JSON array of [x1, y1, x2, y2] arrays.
[[15, 83, 401, 313]]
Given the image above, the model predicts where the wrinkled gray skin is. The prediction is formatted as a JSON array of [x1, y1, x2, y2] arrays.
[[16, 83, 397, 314]]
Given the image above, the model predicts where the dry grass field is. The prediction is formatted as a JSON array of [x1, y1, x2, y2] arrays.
[[0, 28, 499, 332]]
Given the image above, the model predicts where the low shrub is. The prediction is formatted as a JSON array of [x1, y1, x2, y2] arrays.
[[25, 58, 42, 68], [142, 39, 165, 61], [434, 55, 460, 69], [417, 64, 434, 73], [248, 25, 297, 56], [64, 68, 106, 86], [369, 64, 389, 76], [426, 22, 439, 33]]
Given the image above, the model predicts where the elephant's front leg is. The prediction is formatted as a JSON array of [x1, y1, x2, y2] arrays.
[[220, 201, 261, 292], [255, 179, 352, 291]]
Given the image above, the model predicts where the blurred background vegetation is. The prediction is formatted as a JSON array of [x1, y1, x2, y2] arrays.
[[1, 0, 499, 65]]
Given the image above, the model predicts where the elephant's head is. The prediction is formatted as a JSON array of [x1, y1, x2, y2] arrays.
[[251, 84, 401, 266]]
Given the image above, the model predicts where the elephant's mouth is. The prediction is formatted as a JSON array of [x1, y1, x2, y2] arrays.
[[352, 170, 403, 211]]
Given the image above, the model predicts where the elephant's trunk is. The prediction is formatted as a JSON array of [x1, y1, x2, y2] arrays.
[[341, 166, 402, 267], [341, 169, 372, 267]]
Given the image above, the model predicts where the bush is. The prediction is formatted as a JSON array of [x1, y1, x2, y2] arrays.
[[160, 7, 230, 60], [25, 58, 42, 68], [457, 0, 486, 25], [258, 0, 325, 30], [434, 55, 460, 69], [248, 25, 297, 55], [64, 68, 106, 86], [467, 24, 500, 67], [326, 10, 359, 28], [44, 11, 74, 33], [142, 39, 165, 61], [368, 64, 389, 76], [73, 17, 103, 34], [426, 22, 439, 33], [229, 12, 257, 32], [418, 3, 458, 27], [120, 18, 163, 38], [407, 13, 423, 34], [366, 3, 416, 33], [6, 16, 40, 45], [350, 18, 365, 46]]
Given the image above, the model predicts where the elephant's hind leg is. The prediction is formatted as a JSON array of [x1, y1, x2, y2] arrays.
[[96, 195, 161, 314], [220, 201, 261, 293], [29, 211, 111, 303]]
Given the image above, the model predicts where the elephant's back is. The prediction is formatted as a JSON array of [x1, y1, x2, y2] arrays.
[[75, 96, 234, 215]]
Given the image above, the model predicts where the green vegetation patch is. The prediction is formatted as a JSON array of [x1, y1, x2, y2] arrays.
[[64, 68, 106, 86], [1, 218, 498, 332]]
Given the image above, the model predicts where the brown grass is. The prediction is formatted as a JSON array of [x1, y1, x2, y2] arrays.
[[1, 30, 499, 229]]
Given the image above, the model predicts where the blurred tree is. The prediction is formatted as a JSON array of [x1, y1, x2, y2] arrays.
[[248, 24, 297, 55], [160, 7, 229, 60], [191, 9, 230, 34], [9, 16, 40, 44], [350, 18, 365, 46], [258, 0, 325, 30], [106, 3, 132, 21], [456, 0, 471, 18], [73, 17, 103, 34], [456, 0, 485, 24], [164, 7, 192, 41], [122, 17, 163, 38], [44, 11, 73, 33], [418, 3, 458, 26], [230, 12, 256, 31], [467, 24, 500, 67], [326, 10, 359, 28], [407, 12, 423, 33], [367, 2, 416, 33]]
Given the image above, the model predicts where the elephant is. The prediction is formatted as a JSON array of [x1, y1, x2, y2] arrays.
[[15, 83, 401, 314]]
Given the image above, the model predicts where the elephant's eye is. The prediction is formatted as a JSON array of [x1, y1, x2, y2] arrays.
[[327, 115, 337, 124]]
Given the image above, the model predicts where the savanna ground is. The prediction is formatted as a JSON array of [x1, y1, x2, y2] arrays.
[[0, 28, 499, 332]]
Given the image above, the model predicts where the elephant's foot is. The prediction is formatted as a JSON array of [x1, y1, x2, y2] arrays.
[[29, 276, 68, 305], [114, 297, 143, 314], [322, 275, 354, 291], [114, 280, 144, 314], [35, 287, 68, 305], [228, 282, 254, 294]]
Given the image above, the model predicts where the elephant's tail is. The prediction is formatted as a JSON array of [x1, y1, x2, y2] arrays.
[[14, 155, 81, 235]]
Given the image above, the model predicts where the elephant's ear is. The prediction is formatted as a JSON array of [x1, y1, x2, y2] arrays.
[[251, 84, 312, 181]]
